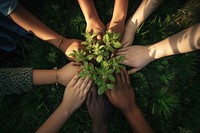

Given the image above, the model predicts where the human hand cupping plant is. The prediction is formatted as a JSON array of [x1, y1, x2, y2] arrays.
[[106, 20, 125, 41], [59, 38, 83, 60], [105, 69, 137, 113], [62, 74, 93, 114], [117, 45, 154, 74], [121, 20, 137, 47], [57, 62, 81, 86], [105, 69, 153, 133], [86, 17, 105, 41], [77, 0, 105, 41], [36, 74, 93, 133]]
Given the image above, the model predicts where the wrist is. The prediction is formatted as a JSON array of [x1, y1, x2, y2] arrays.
[[85, 14, 100, 24], [59, 102, 72, 119], [92, 122, 108, 133], [111, 14, 126, 23], [148, 43, 166, 60], [123, 104, 139, 119]]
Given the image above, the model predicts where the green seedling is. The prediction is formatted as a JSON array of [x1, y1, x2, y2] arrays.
[[70, 32, 125, 95]]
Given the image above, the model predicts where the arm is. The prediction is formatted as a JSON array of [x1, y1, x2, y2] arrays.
[[77, 0, 105, 40], [124, 106, 153, 133], [36, 74, 93, 133], [33, 62, 81, 86], [106, 69, 153, 133], [122, 0, 162, 47], [86, 85, 113, 133], [107, 0, 129, 39], [9, 4, 81, 57], [117, 23, 200, 74]]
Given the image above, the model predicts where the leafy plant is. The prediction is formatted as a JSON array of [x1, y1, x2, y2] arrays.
[[70, 32, 125, 95]]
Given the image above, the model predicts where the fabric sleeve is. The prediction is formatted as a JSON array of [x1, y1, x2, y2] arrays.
[[0, 67, 33, 96], [0, 0, 18, 16]]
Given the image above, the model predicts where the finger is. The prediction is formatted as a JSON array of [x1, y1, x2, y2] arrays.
[[115, 72, 121, 83], [86, 90, 92, 107], [83, 79, 93, 100], [92, 84, 98, 96], [124, 69, 131, 85], [128, 68, 141, 75], [122, 59, 133, 66], [71, 62, 82, 66], [86, 28, 93, 34], [120, 69, 126, 83], [117, 46, 129, 52], [80, 76, 90, 90], [96, 34, 103, 41], [122, 42, 131, 48], [68, 74, 80, 87], [74, 76, 85, 88], [116, 51, 127, 56]]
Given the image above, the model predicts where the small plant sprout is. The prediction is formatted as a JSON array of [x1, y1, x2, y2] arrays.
[[70, 32, 125, 95]]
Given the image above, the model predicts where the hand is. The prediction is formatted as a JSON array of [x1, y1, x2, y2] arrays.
[[59, 39, 83, 60], [106, 69, 136, 114], [57, 62, 81, 86], [86, 17, 105, 41], [62, 74, 93, 114], [121, 20, 138, 47], [117, 45, 154, 74], [86, 85, 113, 125], [107, 19, 125, 41]]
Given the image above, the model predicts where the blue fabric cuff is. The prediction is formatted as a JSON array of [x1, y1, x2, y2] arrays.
[[0, 0, 18, 16]]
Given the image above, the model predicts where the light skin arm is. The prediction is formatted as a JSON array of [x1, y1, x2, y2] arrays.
[[106, 69, 153, 133], [9, 4, 81, 57], [107, 0, 129, 39], [122, 0, 162, 47], [36, 74, 93, 133], [32, 62, 81, 86], [117, 23, 200, 74], [77, 0, 105, 40]]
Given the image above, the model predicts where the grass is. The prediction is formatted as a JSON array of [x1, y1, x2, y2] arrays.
[[0, 0, 200, 132]]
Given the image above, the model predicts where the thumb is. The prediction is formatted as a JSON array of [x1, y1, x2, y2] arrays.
[[128, 68, 141, 75]]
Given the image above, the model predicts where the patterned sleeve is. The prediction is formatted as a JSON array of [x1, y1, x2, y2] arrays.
[[0, 67, 33, 96], [0, 0, 18, 16]]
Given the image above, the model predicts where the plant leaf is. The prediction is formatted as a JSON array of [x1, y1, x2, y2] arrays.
[[113, 41, 121, 48], [103, 34, 110, 44], [108, 75, 115, 82], [106, 84, 114, 89], [87, 55, 93, 60], [98, 85, 105, 95], [96, 55, 103, 63], [113, 33, 121, 40]]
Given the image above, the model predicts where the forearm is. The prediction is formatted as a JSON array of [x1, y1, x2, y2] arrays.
[[32, 69, 57, 85], [112, 0, 129, 21], [9, 4, 64, 48], [129, 0, 162, 33], [124, 106, 153, 133], [92, 123, 108, 133], [149, 23, 200, 59], [77, 0, 99, 22], [36, 103, 71, 133]]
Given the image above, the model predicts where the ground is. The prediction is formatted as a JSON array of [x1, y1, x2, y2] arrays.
[[0, 0, 200, 132]]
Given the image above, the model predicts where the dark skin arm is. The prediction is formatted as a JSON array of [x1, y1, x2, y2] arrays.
[[86, 85, 113, 133], [106, 69, 153, 133]]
